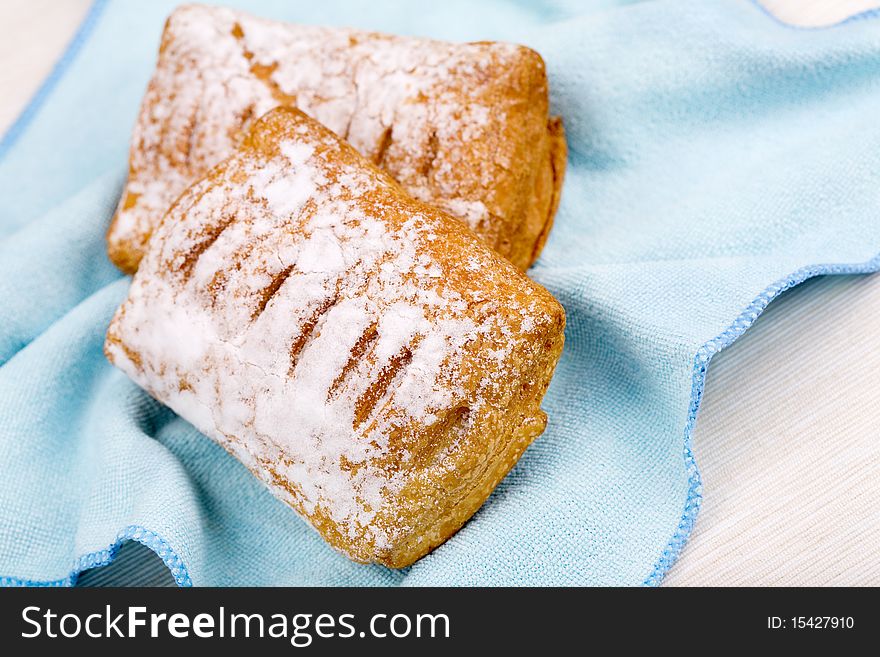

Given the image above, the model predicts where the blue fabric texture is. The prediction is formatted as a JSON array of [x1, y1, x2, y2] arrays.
[[1, 0, 879, 587]]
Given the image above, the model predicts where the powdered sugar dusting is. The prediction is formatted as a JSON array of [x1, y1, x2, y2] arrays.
[[109, 3, 551, 270], [106, 111, 564, 559]]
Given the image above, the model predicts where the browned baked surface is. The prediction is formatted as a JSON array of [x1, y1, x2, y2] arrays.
[[106, 3, 566, 274], [105, 107, 565, 567]]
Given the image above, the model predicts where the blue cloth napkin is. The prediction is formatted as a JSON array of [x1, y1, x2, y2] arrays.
[[2, 0, 880, 587]]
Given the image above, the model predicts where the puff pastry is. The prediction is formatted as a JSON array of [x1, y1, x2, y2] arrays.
[[106, 3, 566, 274], [105, 108, 565, 567]]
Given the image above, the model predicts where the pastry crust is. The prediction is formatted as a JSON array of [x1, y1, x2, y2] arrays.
[[106, 3, 566, 274], [105, 107, 565, 567]]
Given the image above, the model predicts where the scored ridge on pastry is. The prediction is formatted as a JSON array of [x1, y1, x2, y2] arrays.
[[106, 3, 567, 274], [105, 107, 565, 567]]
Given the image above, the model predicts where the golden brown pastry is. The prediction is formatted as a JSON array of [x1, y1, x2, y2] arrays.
[[105, 107, 565, 567], [106, 3, 566, 274]]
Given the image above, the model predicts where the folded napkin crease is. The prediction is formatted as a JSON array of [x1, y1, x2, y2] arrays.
[[2, 0, 879, 586]]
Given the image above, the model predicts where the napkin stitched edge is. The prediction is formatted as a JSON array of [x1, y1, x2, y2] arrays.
[[0, 0, 194, 589], [643, 255, 880, 586], [3, 0, 880, 588], [0, 526, 192, 587]]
